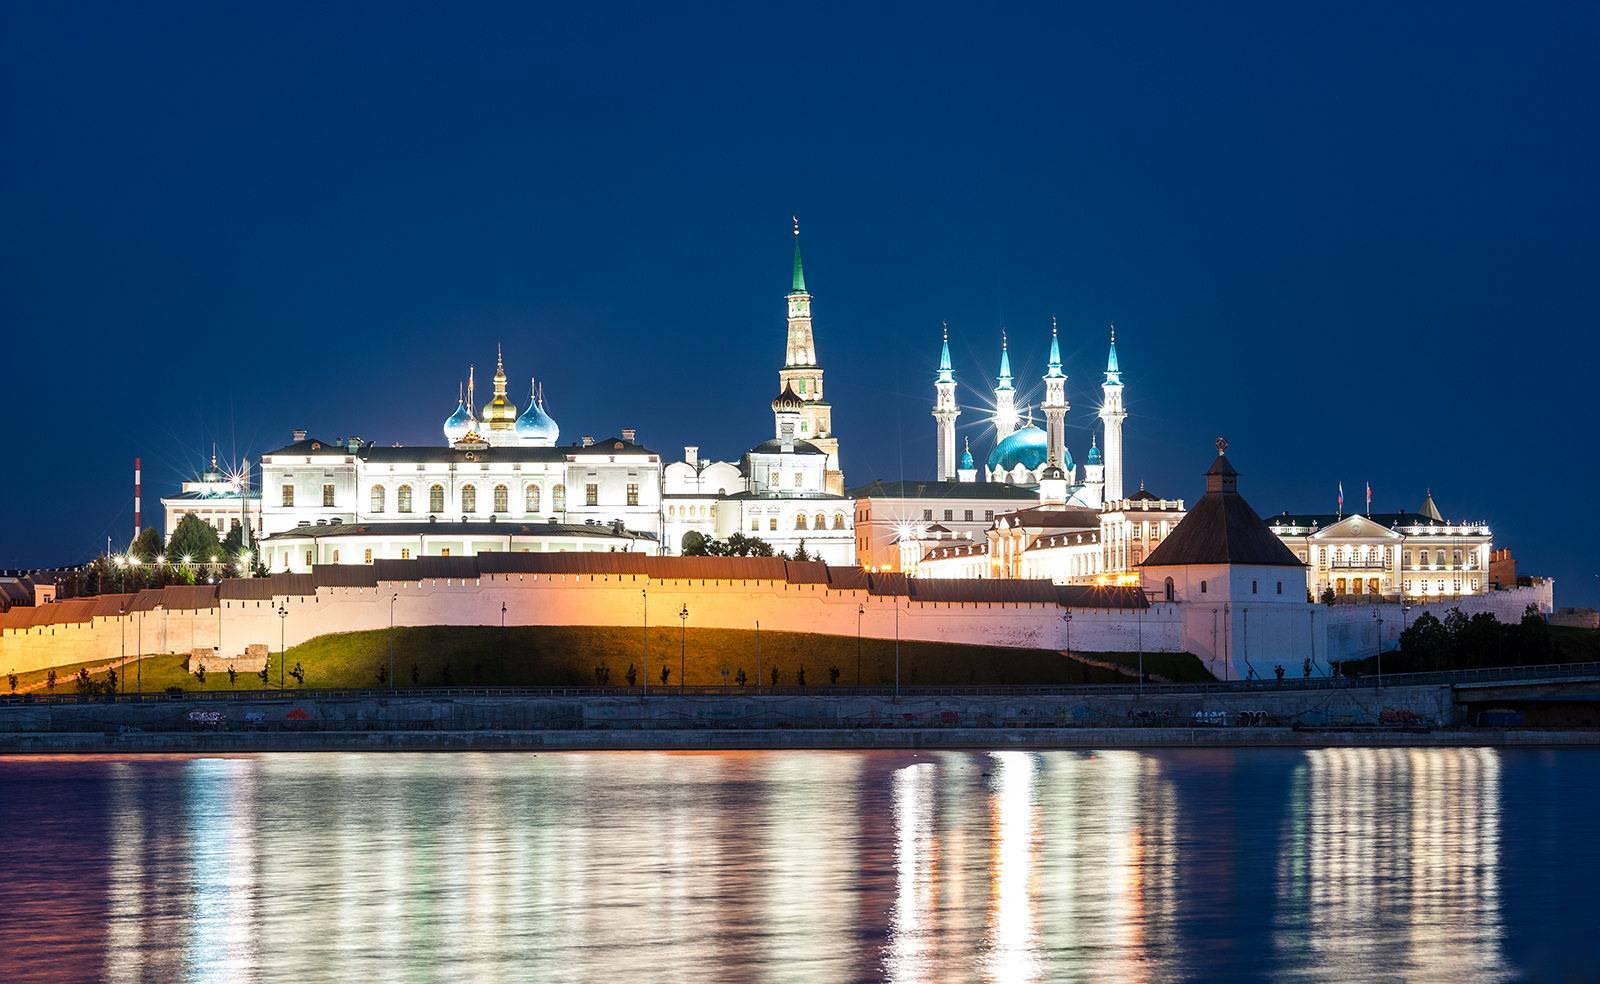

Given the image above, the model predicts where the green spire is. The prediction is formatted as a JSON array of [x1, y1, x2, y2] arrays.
[[997, 329, 1014, 391], [790, 215, 807, 294], [937, 322, 954, 382]]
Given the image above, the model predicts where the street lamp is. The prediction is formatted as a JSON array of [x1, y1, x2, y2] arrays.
[[1136, 605, 1144, 696], [1372, 608, 1384, 687], [119, 605, 127, 697], [856, 603, 865, 687], [277, 603, 288, 689], [389, 593, 398, 690], [641, 588, 649, 696], [136, 609, 143, 695], [678, 603, 688, 692], [1062, 610, 1074, 661], [500, 601, 507, 629], [893, 598, 901, 700], [755, 619, 761, 695]]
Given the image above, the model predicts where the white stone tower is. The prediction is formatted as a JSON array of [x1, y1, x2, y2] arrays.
[[1098, 324, 1126, 501], [932, 323, 960, 480], [993, 330, 1018, 440], [777, 218, 843, 493], [1041, 315, 1070, 469]]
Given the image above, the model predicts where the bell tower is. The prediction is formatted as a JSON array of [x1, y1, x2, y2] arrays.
[[777, 218, 843, 492]]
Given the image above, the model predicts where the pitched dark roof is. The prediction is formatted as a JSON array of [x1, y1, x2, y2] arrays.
[[746, 438, 824, 455], [1140, 452, 1304, 568], [848, 479, 1038, 500], [995, 505, 1101, 530]]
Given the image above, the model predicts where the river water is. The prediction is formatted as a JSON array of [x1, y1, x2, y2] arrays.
[[1, 748, 1595, 982]]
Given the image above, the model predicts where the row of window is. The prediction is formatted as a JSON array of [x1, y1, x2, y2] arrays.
[[1314, 546, 1479, 568], [748, 512, 848, 532], [287, 481, 646, 515]]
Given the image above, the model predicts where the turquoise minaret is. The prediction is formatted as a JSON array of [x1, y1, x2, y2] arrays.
[[1041, 315, 1070, 471], [932, 322, 960, 480], [1098, 323, 1126, 500], [994, 330, 1018, 440]]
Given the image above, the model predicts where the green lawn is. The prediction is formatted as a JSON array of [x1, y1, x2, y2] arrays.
[[81, 624, 1213, 692]]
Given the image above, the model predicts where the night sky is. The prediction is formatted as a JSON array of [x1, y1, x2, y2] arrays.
[[3, 4, 1596, 606]]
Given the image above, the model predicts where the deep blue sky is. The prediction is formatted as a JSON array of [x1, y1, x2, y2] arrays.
[[3, 4, 1596, 605]]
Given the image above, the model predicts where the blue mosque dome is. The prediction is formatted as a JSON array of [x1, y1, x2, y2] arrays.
[[515, 380, 560, 445], [443, 392, 472, 444], [1087, 441, 1102, 466], [959, 445, 975, 470], [986, 425, 1049, 473]]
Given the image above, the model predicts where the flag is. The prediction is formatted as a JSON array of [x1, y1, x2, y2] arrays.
[[1365, 481, 1372, 515], [1337, 482, 1344, 515]]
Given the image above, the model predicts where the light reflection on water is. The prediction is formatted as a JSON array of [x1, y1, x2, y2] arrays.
[[0, 748, 1594, 982]]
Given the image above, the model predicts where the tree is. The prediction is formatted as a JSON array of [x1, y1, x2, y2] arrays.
[[289, 662, 305, 686], [625, 663, 638, 687], [375, 663, 388, 686], [129, 527, 163, 563], [166, 514, 224, 568], [105, 668, 117, 693], [796, 666, 806, 687], [735, 667, 747, 687], [76, 668, 94, 694], [770, 665, 780, 688], [220, 524, 247, 556], [681, 531, 710, 556], [1399, 612, 1450, 670], [228, 665, 238, 688], [46, 668, 57, 691], [701, 532, 776, 557], [660, 665, 671, 687], [1320, 587, 1336, 605], [411, 662, 421, 686], [828, 664, 840, 685], [6, 672, 15, 694], [793, 540, 811, 562]]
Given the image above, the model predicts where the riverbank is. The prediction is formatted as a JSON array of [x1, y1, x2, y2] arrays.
[[4, 726, 1599, 753]]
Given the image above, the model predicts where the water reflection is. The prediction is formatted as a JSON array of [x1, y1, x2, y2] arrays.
[[1276, 747, 1507, 981], [0, 747, 1555, 981]]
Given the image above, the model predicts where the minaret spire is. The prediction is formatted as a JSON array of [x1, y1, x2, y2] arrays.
[[1098, 323, 1126, 500], [1041, 317, 1070, 473], [777, 219, 840, 491], [932, 322, 960, 480], [993, 329, 1018, 441]]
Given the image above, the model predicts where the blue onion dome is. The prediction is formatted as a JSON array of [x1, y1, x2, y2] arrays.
[[986, 425, 1049, 473], [515, 380, 560, 445], [1062, 445, 1075, 472], [959, 445, 975, 470], [443, 395, 472, 444], [1087, 441, 1103, 466]]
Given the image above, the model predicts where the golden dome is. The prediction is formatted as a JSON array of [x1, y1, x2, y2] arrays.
[[482, 345, 519, 429]]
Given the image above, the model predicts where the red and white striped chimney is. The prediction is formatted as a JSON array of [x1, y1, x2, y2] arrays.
[[133, 457, 142, 541]]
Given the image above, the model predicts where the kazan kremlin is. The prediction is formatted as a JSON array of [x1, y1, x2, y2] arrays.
[[0, 224, 1554, 682]]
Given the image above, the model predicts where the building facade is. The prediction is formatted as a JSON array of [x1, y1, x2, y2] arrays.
[[1265, 492, 1493, 601]]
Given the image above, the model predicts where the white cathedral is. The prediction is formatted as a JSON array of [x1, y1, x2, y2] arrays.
[[933, 319, 1126, 508]]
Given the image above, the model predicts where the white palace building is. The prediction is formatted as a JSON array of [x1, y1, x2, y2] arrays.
[[255, 222, 856, 572]]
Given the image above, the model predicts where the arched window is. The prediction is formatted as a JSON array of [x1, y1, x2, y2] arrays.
[[814, 512, 826, 530], [398, 485, 413, 513], [370, 484, 386, 514], [493, 484, 509, 513], [796, 514, 808, 530], [1164, 577, 1175, 602], [833, 513, 845, 529], [462, 484, 477, 513], [526, 485, 541, 513], [1199, 580, 1207, 594], [429, 484, 444, 513], [552, 484, 566, 511]]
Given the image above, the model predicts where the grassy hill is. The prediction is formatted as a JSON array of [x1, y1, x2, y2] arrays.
[[39, 624, 1213, 693]]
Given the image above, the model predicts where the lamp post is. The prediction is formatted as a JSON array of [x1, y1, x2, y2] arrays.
[[856, 603, 864, 687], [893, 598, 901, 700], [1136, 606, 1144, 696], [136, 610, 142, 695], [755, 619, 761, 695], [1062, 609, 1074, 660], [1372, 608, 1384, 687], [119, 605, 127, 697], [678, 603, 688, 693], [641, 588, 649, 697], [500, 601, 507, 629], [277, 603, 288, 689], [389, 593, 398, 690]]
